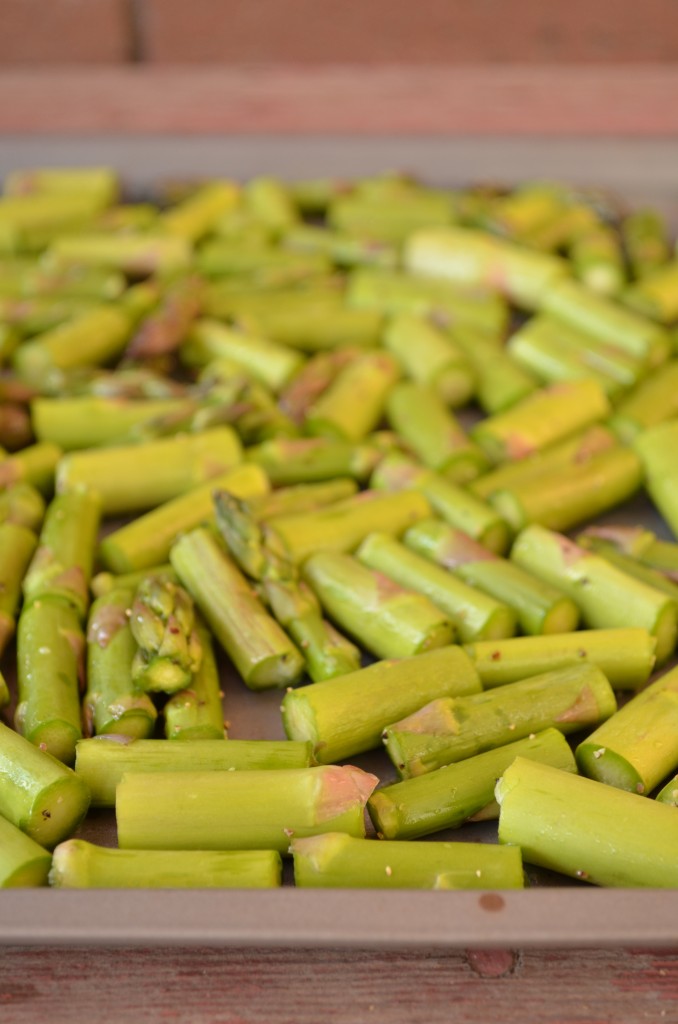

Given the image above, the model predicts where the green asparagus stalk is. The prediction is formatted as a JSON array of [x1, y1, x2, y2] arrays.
[[164, 624, 226, 740], [484, 184, 569, 243], [0, 259, 125, 302], [0, 521, 38, 656], [283, 224, 397, 269], [158, 180, 239, 242], [47, 234, 192, 276], [511, 525, 678, 664], [570, 224, 626, 296], [386, 381, 489, 483], [76, 736, 314, 807], [57, 426, 242, 516], [279, 347, 360, 424], [469, 425, 618, 500], [404, 226, 569, 310], [464, 628, 656, 691], [0, 482, 45, 531], [50, 839, 281, 889], [0, 670, 9, 708], [0, 193, 108, 253], [577, 530, 678, 601], [471, 379, 611, 463], [304, 351, 400, 442], [496, 757, 678, 887], [539, 278, 671, 367], [23, 487, 101, 620], [446, 323, 538, 414], [384, 663, 616, 779], [116, 764, 378, 852], [404, 519, 579, 635], [0, 442, 61, 494], [31, 396, 189, 450], [609, 360, 678, 443], [16, 596, 85, 764], [576, 524, 678, 581], [657, 775, 678, 807], [129, 575, 202, 694], [125, 275, 203, 360], [99, 463, 269, 574], [281, 645, 481, 764], [371, 454, 510, 553], [302, 549, 455, 659], [624, 261, 678, 324], [329, 192, 455, 244], [382, 314, 475, 408], [182, 319, 304, 393], [621, 208, 671, 279], [576, 665, 678, 794], [245, 177, 298, 234], [90, 564, 177, 599], [197, 238, 329, 282], [0, 719, 90, 847], [170, 526, 305, 690], [84, 585, 157, 739], [357, 532, 515, 642], [268, 489, 431, 563], [368, 728, 576, 840], [0, 813, 51, 887], [250, 479, 358, 520], [634, 421, 678, 540], [245, 436, 381, 486], [488, 446, 642, 534], [291, 833, 524, 890], [5, 166, 118, 204]]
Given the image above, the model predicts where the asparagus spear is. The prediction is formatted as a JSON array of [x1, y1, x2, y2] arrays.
[[245, 436, 381, 486], [283, 224, 397, 269], [47, 234, 192, 276], [657, 776, 678, 807], [279, 347, 360, 424], [23, 487, 101, 620], [570, 224, 626, 296], [0, 521, 38, 657], [245, 176, 298, 234], [76, 736, 314, 807], [624, 261, 678, 325], [85, 585, 157, 739], [292, 833, 524, 890], [511, 525, 678, 665], [90, 564, 177, 599], [129, 574, 202, 694], [0, 441, 61, 494], [0, 670, 9, 708], [100, 463, 269, 574], [50, 840, 282, 889], [5, 167, 119, 205], [281, 645, 481, 764], [404, 519, 579, 635], [369, 728, 576, 841], [382, 314, 475, 407], [303, 549, 455, 659], [183, 319, 304, 393], [357, 532, 516, 642], [464, 629, 656, 691], [304, 351, 400, 442], [0, 482, 45, 531], [634, 421, 678, 540], [16, 597, 85, 764], [164, 623, 226, 740], [158, 180, 239, 242], [116, 765, 378, 852], [577, 524, 678, 581], [0, 719, 90, 847], [621, 208, 671, 279], [496, 757, 678, 887], [577, 530, 678, 601], [0, 813, 52, 888], [371, 454, 510, 553], [170, 526, 305, 690], [31, 396, 189, 451], [446, 323, 538, 414], [576, 666, 678, 794], [609, 360, 678, 443], [386, 381, 488, 483], [384, 663, 616, 778], [250, 479, 357, 520], [124, 275, 203, 360], [57, 426, 242, 516]]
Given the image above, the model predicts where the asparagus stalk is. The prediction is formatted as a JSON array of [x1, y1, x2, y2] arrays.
[[570, 224, 626, 296], [624, 260, 678, 324], [283, 224, 397, 269], [90, 564, 177, 599], [116, 765, 378, 852], [485, 184, 568, 243], [496, 757, 678, 887], [0, 521, 38, 656], [31, 396, 189, 451], [577, 531, 678, 601], [404, 519, 579, 635], [268, 489, 431, 563], [621, 208, 671, 279], [488, 446, 642, 534], [76, 736, 314, 807], [371, 454, 510, 553], [471, 379, 610, 464], [464, 629, 656, 691], [304, 351, 400, 442], [50, 840, 282, 889], [164, 624, 226, 740], [447, 323, 538, 414], [609, 360, 678, 443], [576, 665, 678, 794], [47, 234, 192, 276], [0, 482, 45, 531], [292, 833, 524, 890], [368, 728, 576, 840], [357, 532, 515, 642], [657, 776, 678, 807], [23, 487, 101, 620], [0, 442, 61, 494], [170, 526, 305, 690], [5, 167, 118, 205], [85, 585, 157, 739], [384, 663, 616, 779], [0, 259, 125, 302], [511, 525, 678, 665], [303, 549, 455, 659], [197, 239, 329, 283], [382, 314, 475, 408], [100, 463, 269, 574], [634, 421, 678, 540], [16, 597, 85, 764], [158, 180, 240, 242], [0, 670, 9, 708], [129, 575, 202, 694], [577, 524, 678, 581], [125, 275, 203, 360], [0, 813, 52, 887], [250, 479, 358, 520], [386, 381, 489, 483], [57, 426, 242, 516], [245, 176, 298, 234], [245, 436, 381, 486], [183, 319, 304, 393], [0, 719, 90, 847], [281, 645, 481, 764], [279, 347, 360, 424]]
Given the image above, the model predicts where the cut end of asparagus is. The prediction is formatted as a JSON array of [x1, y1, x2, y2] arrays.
[[576, 743, 645, 794], [24, 775, 91, 850], [541, 597, 582, 636], [281, 687, 318, 748], [20, 718, 81, 767], [315, 764, 379, 824]]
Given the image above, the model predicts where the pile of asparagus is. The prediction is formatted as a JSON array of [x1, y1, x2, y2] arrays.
[[1, 167, 678, 893]]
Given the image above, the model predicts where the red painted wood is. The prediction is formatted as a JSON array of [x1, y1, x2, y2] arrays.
[[0, 66, 678, 136]]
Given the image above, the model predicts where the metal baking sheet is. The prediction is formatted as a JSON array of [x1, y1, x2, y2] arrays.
[[1, 136, 678, 948]]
